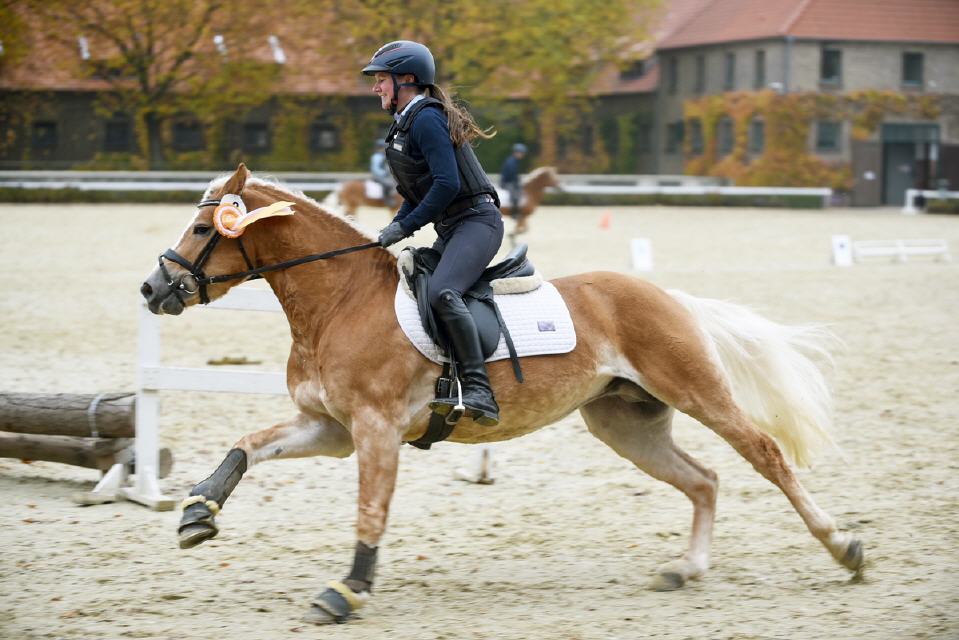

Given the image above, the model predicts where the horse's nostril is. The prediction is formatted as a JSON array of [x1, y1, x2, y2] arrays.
[[140, 282, 153, 299]]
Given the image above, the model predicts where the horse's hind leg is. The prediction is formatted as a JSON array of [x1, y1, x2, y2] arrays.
[[693, 403, 864, 573], [178, 412, 354, 549], [580, 393, 718, 591]]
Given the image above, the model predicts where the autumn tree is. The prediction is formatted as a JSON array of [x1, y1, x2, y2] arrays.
[[20, 0, 301, 168], [326, 0, 659, 164]]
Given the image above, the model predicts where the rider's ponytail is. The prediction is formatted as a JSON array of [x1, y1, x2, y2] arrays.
[[426, 84, 495, 147]]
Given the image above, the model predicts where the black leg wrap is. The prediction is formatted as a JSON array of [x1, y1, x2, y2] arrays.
[[190, 447, 247, 504], [345, 542, 378, 593], [178, 448, 247, 550]]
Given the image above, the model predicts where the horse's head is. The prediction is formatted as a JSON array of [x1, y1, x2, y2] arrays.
[[140, 163, 295, 315]]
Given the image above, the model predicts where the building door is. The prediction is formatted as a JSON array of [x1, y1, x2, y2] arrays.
[[851, 141, 881, 206], [883, 143, 915, 206], [881, 123, 940, 206]]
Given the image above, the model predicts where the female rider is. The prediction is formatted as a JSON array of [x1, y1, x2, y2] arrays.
[[364, 40, 504, 426]]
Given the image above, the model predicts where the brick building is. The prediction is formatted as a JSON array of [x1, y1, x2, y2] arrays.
[[2, 0, 957, 205], [648, 0, 959, 204]]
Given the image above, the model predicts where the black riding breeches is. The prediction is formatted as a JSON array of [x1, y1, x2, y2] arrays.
[[427, 202, 504, 308]]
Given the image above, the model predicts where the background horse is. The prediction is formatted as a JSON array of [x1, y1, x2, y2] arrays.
[[330, 179, 401, 218], [505, 166, 562, 234], [140, 164, 864, 625]]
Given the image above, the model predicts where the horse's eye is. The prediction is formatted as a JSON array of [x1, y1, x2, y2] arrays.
[[193, 224, 212, 235]]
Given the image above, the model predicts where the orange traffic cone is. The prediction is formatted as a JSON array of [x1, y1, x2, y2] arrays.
[[599, 211, 611, 229]]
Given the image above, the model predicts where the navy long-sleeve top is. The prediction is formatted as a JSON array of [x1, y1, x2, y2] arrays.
[[390, 106, 460, 235], [500, 155, 521, 187]]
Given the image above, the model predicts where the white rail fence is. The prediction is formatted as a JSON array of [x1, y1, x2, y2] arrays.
[[84, 287, 287, 510], [831, 234, 951, 265], [1, 170, 832, 203], [901, 188, 959, 214]]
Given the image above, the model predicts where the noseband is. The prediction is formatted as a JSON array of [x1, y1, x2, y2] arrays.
[[158, 197, 381, 305]]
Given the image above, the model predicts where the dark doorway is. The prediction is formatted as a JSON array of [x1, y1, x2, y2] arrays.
[[881, 123, 940, 206], [883, 142, 914, 206]]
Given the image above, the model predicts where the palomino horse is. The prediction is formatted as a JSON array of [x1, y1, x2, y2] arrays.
[[140, 164, 864, 625], [506, 166, 562, 234], [333, 179, 401, 217]]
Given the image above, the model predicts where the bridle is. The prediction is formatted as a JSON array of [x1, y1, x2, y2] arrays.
[[158, 197, 380, 305]]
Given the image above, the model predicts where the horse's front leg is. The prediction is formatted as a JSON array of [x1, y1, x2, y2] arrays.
[[305, 411, 401, 625], [177, 412, 354, 549]]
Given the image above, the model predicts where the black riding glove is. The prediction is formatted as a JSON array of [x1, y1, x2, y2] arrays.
[[378, 221, 406, 247]]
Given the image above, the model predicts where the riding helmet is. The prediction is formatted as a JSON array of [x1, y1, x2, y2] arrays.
[[362, 40, 435, 86]]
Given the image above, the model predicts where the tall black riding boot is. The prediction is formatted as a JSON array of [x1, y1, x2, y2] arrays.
[[429, 289, 500, 426]]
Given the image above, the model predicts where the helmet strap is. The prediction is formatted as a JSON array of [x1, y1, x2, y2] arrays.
[[389, 74, 400, 115]]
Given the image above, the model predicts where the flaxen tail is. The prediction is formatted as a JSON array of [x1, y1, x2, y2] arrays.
[[668, 290, 839, 468]]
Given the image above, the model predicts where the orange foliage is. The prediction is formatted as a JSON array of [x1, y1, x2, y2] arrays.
[[683, 90, 941, 191]]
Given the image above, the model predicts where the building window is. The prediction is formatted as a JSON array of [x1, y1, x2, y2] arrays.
[[172, 121, 204, 151], [619, 59, 646, 81], [902, 52, 923, 88], [689, 119, 703, 155], [716, 117, 734, 156], [749, 119, 765, 153], [754, 50, 766, 89], [694, 54, 705, 94], [724, 52, 736, 90], [667, 57, 678, 95], [310, 122, 338, 151], [243, 123, 270, 152], [665, 121, 684, 153], [32, 121, 58, 149], [103, 118, 131, 152], [820, 46, 841, 84], [816, 121, 841, 152]]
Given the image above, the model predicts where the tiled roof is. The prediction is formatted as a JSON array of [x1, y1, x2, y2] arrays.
[[658, 0, 959, 50], [0, 5, 371, 95]]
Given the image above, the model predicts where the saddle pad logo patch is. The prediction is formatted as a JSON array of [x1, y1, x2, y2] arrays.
[[537, 321, 556, 332]]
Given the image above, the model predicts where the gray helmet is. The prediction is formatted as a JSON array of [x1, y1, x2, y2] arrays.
[[362, 40, 435, 85], [513, 143, 528, 154]]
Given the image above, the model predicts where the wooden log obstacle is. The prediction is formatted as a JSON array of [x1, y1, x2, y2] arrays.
[[0, 392, 173, 493]]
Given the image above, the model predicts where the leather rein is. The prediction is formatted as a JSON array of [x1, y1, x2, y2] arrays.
[[158, 197, 381, 305]]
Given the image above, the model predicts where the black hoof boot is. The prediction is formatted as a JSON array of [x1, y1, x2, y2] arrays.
[[177, 500, 219, 549]]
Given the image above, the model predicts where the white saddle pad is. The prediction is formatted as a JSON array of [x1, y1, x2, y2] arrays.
[[394, 281, 576, 364], [365, 180, 384, 200]]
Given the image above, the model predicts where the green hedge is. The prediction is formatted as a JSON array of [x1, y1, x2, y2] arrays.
[[542, 192, 826, 209], [0, 188, 332, 204], [926, 198, 959, 214]]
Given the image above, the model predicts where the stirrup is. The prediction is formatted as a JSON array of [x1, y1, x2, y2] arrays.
[[429, 377, 466, 425]]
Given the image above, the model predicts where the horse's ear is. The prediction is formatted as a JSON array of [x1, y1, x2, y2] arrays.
[[223, 163, 249, 195]]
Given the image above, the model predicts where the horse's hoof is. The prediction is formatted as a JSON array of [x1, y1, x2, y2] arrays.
[[650, 571, 685, 591], [177, 501, 219, 549], [304, 582, 367, 625], [178, 522, 218, 549], [841, 538, 864, 572], [302, 604, 345, 625]]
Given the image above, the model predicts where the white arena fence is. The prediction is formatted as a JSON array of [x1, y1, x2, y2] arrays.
[[901, 188, 959, 214], [1, 170, 830, 204], [85, 286, 287, 510]]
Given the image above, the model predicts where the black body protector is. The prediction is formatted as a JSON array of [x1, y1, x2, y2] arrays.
[[385, 97, 500, 217]]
